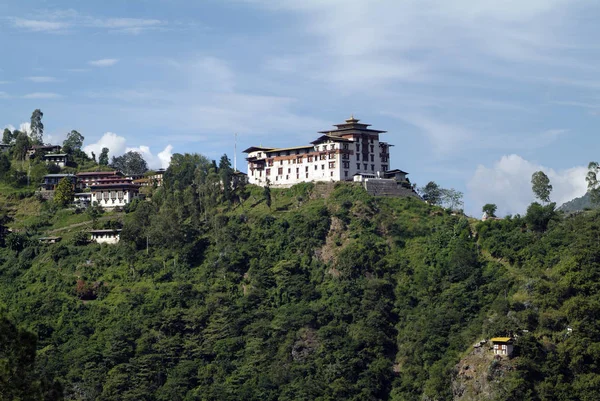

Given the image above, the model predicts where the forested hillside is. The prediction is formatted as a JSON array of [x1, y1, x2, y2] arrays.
[[1, 153, 600, 400]]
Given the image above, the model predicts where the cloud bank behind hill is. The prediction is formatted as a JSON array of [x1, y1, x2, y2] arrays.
[[83, 132, 173, 169], [467, 154, 588, 217]]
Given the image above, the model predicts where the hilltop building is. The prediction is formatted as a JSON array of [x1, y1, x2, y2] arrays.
[[244, 116, 399, 187], [491, 337, 514, 357]]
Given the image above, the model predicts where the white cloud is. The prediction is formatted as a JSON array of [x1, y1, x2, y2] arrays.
[[0, 92, 9, 99], [10, 12, 165, 34], [83, 132, 127, 159], [11, 18, 68, 32], [252, 0, 589, 90], [26, 76, 59, 83], [22, 92, 62, 99], [84, 132, 173, 169], [467, 154, 588, 217], [93, 18, 163, 34], [0, 81, 11, 85], [89, 59, 119, 67], [158, 145, 174, 168], [126, 144, 173, 169], [19, 122, 31, 134], [394, 113, 474, 155]]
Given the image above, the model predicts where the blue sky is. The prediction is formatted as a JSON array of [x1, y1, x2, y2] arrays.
[[1, 0, 599, 216]]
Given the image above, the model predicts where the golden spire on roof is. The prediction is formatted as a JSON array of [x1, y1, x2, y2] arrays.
[[347, 114, 359, 123]]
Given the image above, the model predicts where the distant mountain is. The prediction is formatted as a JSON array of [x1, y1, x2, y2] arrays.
[[558, 192, 599, 213]]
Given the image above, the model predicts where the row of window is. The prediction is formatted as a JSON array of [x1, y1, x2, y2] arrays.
[[267, 162, 338, 176], [256, 138, 392, 160], [276, 171, 341, 181], [357, 154, 376, 162], [356, 144, 376, 153], [94, 191, 126, 200]]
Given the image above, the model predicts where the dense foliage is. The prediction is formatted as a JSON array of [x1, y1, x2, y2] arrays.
[[1, 152, 600, 400]]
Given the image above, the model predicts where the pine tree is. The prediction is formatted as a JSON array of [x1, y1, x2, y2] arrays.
[[54, 177, 75, 207]]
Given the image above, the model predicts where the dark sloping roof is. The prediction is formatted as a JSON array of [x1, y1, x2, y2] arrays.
[[243, 146, 276, 153], [77, 171, 122, 177], [310, 135, 353, 145], [266, 145, 313, 153], [318, 127, 386, 135], [385, 169, 409, 175], [90, 183, 140, 189]]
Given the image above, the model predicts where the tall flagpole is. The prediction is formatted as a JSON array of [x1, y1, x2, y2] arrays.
[[234, 133, 238, 172]]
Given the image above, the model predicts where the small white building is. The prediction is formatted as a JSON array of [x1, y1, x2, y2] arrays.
[[73, 193, 92, 209], [90, 183, 140, 208], [491, 337, 514, 357], [90, 229, 121, 244], [43, 153, 68, 167]]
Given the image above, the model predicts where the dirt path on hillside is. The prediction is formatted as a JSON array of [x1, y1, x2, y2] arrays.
[[47, 215, 118, 234]]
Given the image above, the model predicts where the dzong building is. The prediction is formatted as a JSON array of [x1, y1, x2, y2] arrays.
[[244, 116, 401, 187]]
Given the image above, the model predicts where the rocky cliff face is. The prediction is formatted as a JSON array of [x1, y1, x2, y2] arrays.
[[453, 342, 515, 401]]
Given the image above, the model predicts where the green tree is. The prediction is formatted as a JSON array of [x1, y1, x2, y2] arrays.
[[482, 203, 497, 217], [13, 131, 31, 161], [164, 153, 211, 191], [586, 161, 600, 204], [5, 232, 27, 253], [54, 177, 75, 207], [420, 181, 442, 205], [99, 147, 110, 166], [29, 162, 49, 188], [86, 203, 104, 229], [441, 188, 463, 211], [531, 171, 552, 203], [0, 153, 10, 178], [62, 130, 84, 153], [0, 315, 43, 400], [219, 154, 233, 203], [111, 151, 148, 175], [29, 109, 44, 145], [264, 182, 272, 210], [525, 202, 557, 232], [2, 128, 13, 145]]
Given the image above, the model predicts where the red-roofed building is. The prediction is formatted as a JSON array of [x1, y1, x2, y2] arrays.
[[76, 171, 124, 188]]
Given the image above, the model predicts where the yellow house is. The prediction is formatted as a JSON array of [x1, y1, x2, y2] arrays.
[[491, 337, 514, 357]]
